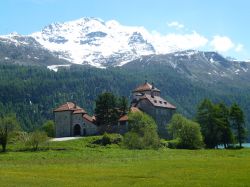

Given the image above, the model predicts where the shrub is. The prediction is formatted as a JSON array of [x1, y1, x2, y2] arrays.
[[124, 112, 160, 149], [92, 133, 123, 146], [167, 139, 180, 149], [24, 131, 48, 151], [168, 114, 204, 149], [159, 139, 168, 148], [42, 120, 55, 137]]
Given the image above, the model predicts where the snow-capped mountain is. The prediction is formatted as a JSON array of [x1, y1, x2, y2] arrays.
[[0, 17, 249, 73], [30, 17, 164, 67]]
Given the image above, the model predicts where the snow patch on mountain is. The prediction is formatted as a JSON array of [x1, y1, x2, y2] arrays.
[[47, 64, 71, 72], [30, 17, 159, 66], [28, 17, 189, 67]]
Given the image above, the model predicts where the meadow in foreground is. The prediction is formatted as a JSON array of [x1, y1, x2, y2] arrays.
[[0, 137, 250, 187]]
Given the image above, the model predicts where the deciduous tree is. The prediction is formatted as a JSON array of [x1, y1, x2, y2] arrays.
[[168, 114, 203, 149], [124, 112, 160, 149], [0, 114, 20, 152]]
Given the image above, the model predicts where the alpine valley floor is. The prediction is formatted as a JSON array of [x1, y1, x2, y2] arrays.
[[0, 137, 250, 187]]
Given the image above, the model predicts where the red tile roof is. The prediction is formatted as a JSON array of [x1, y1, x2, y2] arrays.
[[118, 115, 128, 122], [73, 108, 87, 114], [118, 107, 141, 122], [130, 106, 142, 113], [133, 82, 160, 93], [139, 94, 176, 109], [83, 114, 95, 123], [54, 102, 86, 113]]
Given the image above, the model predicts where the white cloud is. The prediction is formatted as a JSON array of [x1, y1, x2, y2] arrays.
[[210, 36, 234, 52], [235, 44, 243, 52], [167, 21, 185, 29], [148, 31, 208, 54]]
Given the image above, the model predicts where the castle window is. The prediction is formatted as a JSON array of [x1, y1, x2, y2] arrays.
[[159, 101, 162, 104], [154, 100, 157, 103], [164, 102, 167, 104]]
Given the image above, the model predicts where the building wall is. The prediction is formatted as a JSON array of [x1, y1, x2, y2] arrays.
[[55, 111, 72, 137], [117, 121, 128, 134], [137, 99, 175, 138], [83, 118, 98, 135], [72, 114, 97, 136]]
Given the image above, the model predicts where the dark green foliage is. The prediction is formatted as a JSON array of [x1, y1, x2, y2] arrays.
[[167, 139, 180, 149], [117, 96, 128, 115], [217, 103, 234, 148], [41, 120, 55, 137], [0, 63, 249, 141], [95, 92, 119, 127], [196, 99, 245, 148], [196, 99, 223, 148], [92, 133, 123, 146], [95, 92, 128, 133], [230, 103, 246, 147], [168, 114, 204, 149], [124, 112, 160, 149], [0, 114, 20, 152]]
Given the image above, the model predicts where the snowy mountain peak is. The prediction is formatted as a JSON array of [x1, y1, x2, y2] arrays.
[[0, 17, 189, 67], [29, 17, 170, 67]]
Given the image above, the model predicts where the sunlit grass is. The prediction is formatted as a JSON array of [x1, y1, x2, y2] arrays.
[[0, 137, 250, 187]]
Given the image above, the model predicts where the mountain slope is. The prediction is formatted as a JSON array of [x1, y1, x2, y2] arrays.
[[0, 33, 68, 66], [123, 50, 250, 84]]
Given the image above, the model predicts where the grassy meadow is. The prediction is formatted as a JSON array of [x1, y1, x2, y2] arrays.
[[0, 137, 250, 187]]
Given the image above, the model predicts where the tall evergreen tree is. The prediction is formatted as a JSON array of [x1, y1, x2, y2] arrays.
[[117, 96, 128, 115], [95, 92, 120, 132], [196, 99, 222, 148], [230, 103, 246, 147], [217, 103, 234, 148]]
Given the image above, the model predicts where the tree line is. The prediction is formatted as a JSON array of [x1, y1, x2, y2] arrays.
[[94, 93, 247, 149], [196, 99, 246, 148], [0, 91, 247, 152]]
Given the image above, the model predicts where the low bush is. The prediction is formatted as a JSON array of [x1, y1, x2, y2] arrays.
[[92, 133, 123, 146], [167, 139, 180, 149], [159, 139, 168, 148], [22, 131, 49, 151]]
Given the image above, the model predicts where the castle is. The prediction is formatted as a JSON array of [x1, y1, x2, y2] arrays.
[[54, 81, 176, 138]]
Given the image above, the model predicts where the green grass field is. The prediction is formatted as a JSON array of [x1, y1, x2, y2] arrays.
[[0, 137, 250, 187]]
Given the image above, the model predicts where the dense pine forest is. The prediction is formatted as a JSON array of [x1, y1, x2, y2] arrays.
[[0, 63, 249, 140]]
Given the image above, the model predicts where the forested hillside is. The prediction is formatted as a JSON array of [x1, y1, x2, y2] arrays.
[[0, 63, 249, 140]]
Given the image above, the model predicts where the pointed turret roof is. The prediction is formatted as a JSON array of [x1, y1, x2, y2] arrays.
[[133, 81, 160, 93]]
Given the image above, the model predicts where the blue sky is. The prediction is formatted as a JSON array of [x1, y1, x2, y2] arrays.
[[1, 0, 250, 60]]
